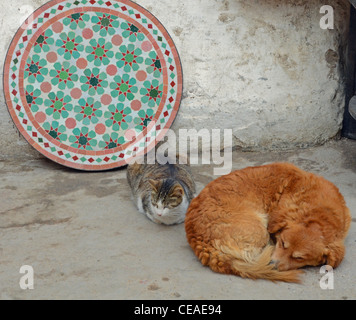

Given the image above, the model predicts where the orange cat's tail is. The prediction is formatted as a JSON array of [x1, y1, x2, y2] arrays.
[[202, 242, 303, 283]]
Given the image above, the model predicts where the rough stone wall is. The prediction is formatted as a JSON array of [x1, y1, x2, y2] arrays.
[[166, 0, 350, 150], [0, 0, 350, 160]]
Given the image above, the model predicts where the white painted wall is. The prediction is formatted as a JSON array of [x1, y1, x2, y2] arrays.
[[0, 0, 350, 160]]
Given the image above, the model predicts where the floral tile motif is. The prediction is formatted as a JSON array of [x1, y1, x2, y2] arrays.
[[4, 0, 182, 170]]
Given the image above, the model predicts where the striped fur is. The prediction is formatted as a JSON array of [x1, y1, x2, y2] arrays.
[[127, 157, 196, 225]]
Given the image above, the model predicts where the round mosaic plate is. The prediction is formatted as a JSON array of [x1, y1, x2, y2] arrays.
[[4, 0, 182, 170]]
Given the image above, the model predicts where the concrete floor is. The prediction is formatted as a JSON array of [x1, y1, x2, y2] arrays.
[[0, 138, 355, 300]]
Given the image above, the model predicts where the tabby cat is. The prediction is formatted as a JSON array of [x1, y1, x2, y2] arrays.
[[127, 156, 196, 225]]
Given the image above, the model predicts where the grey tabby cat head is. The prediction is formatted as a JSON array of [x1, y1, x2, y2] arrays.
[[148, 178, 184, 211], [127, 160, 195, 225]]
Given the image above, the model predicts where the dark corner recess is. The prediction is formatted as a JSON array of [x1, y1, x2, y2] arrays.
[[343, 1, 356, 139]]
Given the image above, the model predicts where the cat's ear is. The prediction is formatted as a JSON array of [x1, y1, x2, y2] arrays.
[[148, 179, 160, 192], [171, 185, 184, 198]]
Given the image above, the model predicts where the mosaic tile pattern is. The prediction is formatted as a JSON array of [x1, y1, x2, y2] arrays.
[[4, 0, 182, 170]]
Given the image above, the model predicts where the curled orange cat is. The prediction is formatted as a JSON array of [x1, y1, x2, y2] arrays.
[[185, 163, 351, 283]]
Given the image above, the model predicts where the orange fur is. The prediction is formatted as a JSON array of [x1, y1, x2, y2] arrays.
[[185, 163, 351, 283]]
